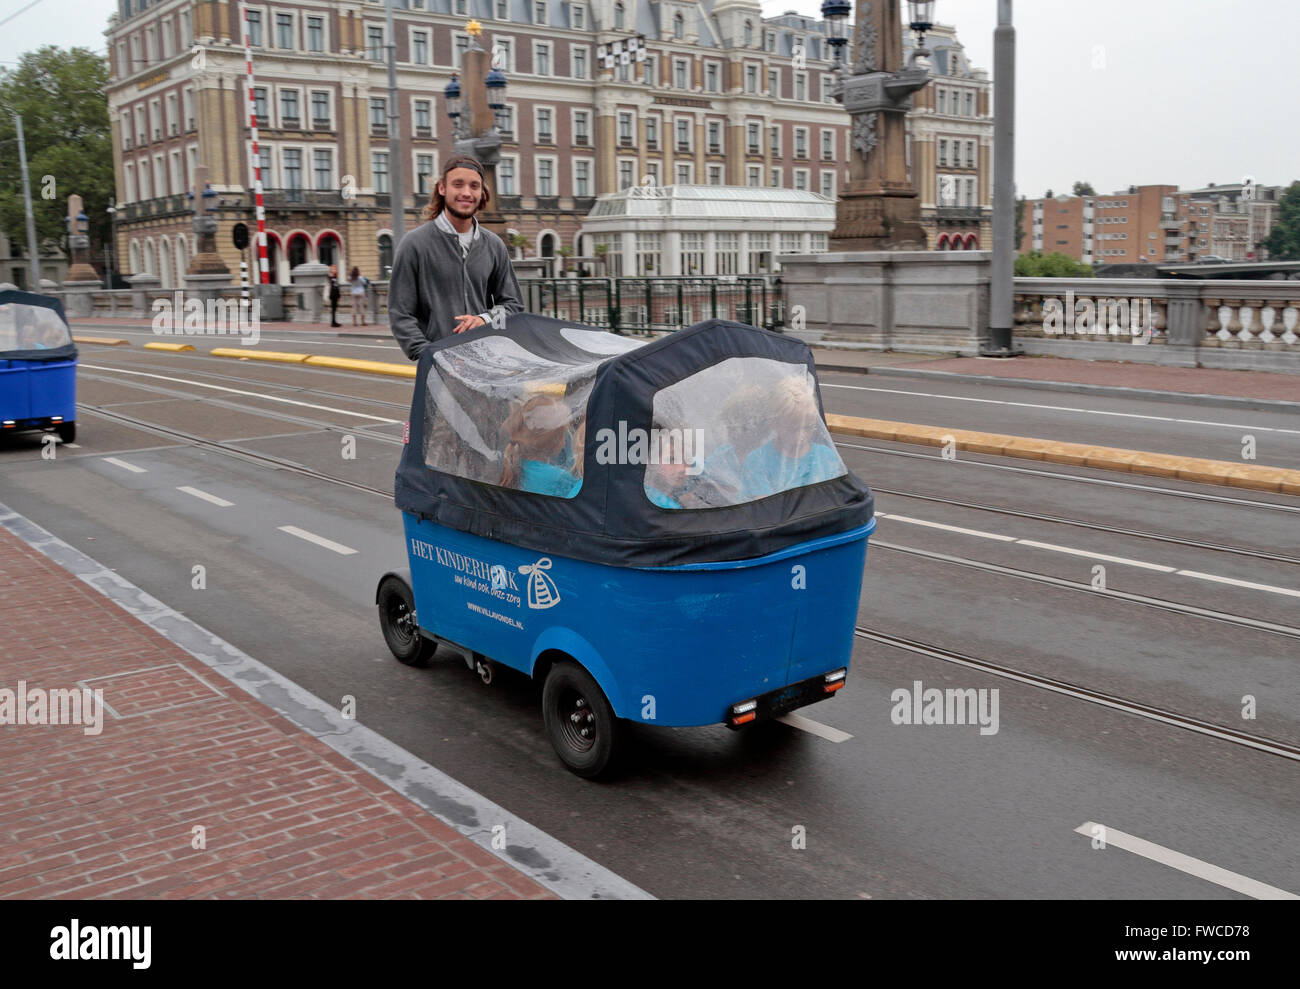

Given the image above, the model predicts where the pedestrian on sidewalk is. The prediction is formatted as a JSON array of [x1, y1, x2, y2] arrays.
[[349, 266, 370, 326], [388, 154, 523, 360], [327, 264, 341, 327]]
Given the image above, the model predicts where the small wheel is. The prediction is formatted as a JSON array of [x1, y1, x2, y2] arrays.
[[55, 422, 76, 443], [542, 661, 621, 779], [377, 576, 434, 667]]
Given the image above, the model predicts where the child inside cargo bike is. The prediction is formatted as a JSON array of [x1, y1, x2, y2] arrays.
[[498, 391, 582, 498]]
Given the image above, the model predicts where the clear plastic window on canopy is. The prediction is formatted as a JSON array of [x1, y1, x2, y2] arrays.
[[0, 302, 72, 353], [423, 332, 643, 497], [643, 357, 846, 509]]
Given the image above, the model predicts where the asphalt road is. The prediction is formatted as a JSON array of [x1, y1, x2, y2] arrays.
[[1, 338, 1296, 899]]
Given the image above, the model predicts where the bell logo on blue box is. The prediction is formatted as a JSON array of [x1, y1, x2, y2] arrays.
[[519, 558, 561, 610]]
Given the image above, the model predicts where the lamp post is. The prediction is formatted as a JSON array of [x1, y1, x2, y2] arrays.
[[826, 0, 932, 250], [106, 199, 117, 290], [980, 0, 1022, 355], [185, 166, 232, 292], [443, 20, 508, 242]]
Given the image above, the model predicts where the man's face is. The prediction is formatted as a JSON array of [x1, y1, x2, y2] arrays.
[[440, 168, 483, 219]]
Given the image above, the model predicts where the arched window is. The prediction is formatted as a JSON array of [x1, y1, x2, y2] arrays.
[[744, 20, 753, 46], [318, 231, 340, 267], [673, 13, 684, 40], [128, 240, 141, 275], [288, 233, 310, 269], [143, 239, 156, 274], [159, 235, 173, 288], [614, 2, 624, 30], [175, 235, 188, 282], [936, 234, 949, 250], [540, 233, 556, 257], [964, 233, 978, 249], [377, 233, 393, 277]]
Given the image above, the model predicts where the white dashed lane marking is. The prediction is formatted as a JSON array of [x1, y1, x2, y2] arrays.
[[177, 486, 235, 508], [278, 525, 358, 556], [777, 713, 853, 743], [1074, 822, 1299, 900], [103, 457, 147, 473]]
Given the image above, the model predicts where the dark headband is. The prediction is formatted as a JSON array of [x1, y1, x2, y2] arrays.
[[443, 157, 484, 177]]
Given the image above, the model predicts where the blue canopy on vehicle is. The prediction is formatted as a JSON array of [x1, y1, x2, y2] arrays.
[[394, 313, 874, 567], [0, 290, 77, 363]]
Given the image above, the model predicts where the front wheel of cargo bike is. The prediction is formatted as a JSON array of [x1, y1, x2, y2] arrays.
[[377, 576, 435, 668]]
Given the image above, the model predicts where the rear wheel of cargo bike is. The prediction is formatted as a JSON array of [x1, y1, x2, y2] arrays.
[[542, 661, 621, 779], [377, 576, 435, 668]]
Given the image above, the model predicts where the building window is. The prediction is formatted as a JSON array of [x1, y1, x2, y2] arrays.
[[534, 1, 547, 23], [414, 99, 431, 134], [821, 130, 833, 160], [965, 141, 975, 168], [614, 2, 624, 30], [536, 107, 553, 143], [401, 153, 429, 195], [280, 90, 299, 124], [574, 110, 590, 145], [636, 232, 661, 275], [455, 0, 468, 13], [537, 159, 553, 196], [492, 37, 513, 72], [769, 125, 780, 156], [313, 149, 332, 190], [644, 54, 657, 86], [676, 162, 692, 184], [497, 105, 514, 136], [311, 91, 330, 127], [744, 20, 753, 46], [498, 157, 516, 195], [573, 5, 585, 30], [619, 111, 633, 144], [795, 73, 806, 101], [645, 116, 658, 149], [497, 0, 509, 18], [764, 31, 775, 52], [646, 161, 661, 186], [707, 164, 723, 185], [705, 62, 719, 92], [675, 59, 688, 89], [715, 232, 738, 275], [573, 47, 587, 79], [618, 159, 634, 190], [371, 152, 388, 193], [367, 26, 384, 61], [253, 87, 268, 123], [275, 13, 293, 50], [965, 91, 974, 116], [575, 160, 590, 197], [306, 16, 323, 52], [820, 171, 834, 198], [370, 97, 386, 132], [412, 30, 428, 64], [794, 169, 808, 191], [673, 13, 684, 40], [794, 128, 807, 158], [707, 121, 721, 153], [747, 123, 760, 155], [675, 118, 690, 151], [748, 232, 770, 272], [534, 42, 551, 76], [937, 88, 946, 114], [938, 139, 948, 166], [246, 10, 262, 46], [770, 167, 781, 187], [283, 148, 302, 189], [681, 232, 704, 275], [747, 165, 761, 186]]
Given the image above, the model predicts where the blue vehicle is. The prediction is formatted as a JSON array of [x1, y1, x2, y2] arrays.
[[377, 315, 875, 777], [0, 290, 78, 443]]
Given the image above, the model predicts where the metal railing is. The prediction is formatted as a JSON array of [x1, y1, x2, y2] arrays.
[[518, 276, 780, 334]]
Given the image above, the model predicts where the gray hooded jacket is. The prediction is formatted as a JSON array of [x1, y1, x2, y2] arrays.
[[387, 212, 524, 360]]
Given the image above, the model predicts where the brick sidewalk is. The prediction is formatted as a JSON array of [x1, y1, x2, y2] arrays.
[[0, 526, 555, 900]]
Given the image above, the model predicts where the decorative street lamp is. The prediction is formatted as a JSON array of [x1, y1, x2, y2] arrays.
[[63, 197, 98, 284], [485, 67, 508, 131], [187, 167, 232, 280], [444, 74, 463, 140], [828, 0, 933, 250], [821, 0, 852, 66], [106, 198, 117, 289]]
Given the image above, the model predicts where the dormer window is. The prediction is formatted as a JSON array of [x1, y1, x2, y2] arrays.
[[673, 13, 684, 40]]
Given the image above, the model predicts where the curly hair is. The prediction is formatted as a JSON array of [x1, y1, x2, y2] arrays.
[[421, 154, 492, 222]]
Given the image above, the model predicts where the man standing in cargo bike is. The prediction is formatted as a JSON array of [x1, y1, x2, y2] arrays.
[[388, 155, 525, 358]]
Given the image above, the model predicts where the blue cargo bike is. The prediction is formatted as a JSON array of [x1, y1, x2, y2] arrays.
[[377, 315, 875, 777], [0, 290, 78, 443]]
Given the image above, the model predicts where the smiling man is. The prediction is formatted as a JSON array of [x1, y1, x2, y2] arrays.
[[388, 155, 524, 359]]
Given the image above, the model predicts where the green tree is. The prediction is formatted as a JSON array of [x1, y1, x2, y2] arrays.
[[0, 46, 113, 276], [1262, 181, 1300, 260], [507, 232, 531, 258], [1014, 250, 1094, 277], [1072, 181, 1096, 196]]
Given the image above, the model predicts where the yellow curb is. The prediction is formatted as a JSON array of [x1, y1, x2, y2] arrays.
[[302, 355, 415, 378], [143, 341, 195, 352], [826, 413, 1300, 494], [73, 336, 129, 346], [210, 348, 310, 363]]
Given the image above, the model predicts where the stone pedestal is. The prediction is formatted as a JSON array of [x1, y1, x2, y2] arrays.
[[780, 251, 992, 353], [291, 262, 330, 323], [183, 272, 232, 303], [127, 272, 161, 318], [61, 280, 102, 318], [254, 281, 284, 321]]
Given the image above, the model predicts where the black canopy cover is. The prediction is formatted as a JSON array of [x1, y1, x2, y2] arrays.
[[0, 290, 77, 363], [394, 313, 874, 567]]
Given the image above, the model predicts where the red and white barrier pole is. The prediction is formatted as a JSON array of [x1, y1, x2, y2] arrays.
[[240, 1, 270, 284]]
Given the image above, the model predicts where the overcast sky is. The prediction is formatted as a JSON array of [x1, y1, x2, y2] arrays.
[[2, 0, 1296, 197]]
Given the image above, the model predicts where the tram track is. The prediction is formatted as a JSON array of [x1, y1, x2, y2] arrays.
[[854, 625, 1300, 763]]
